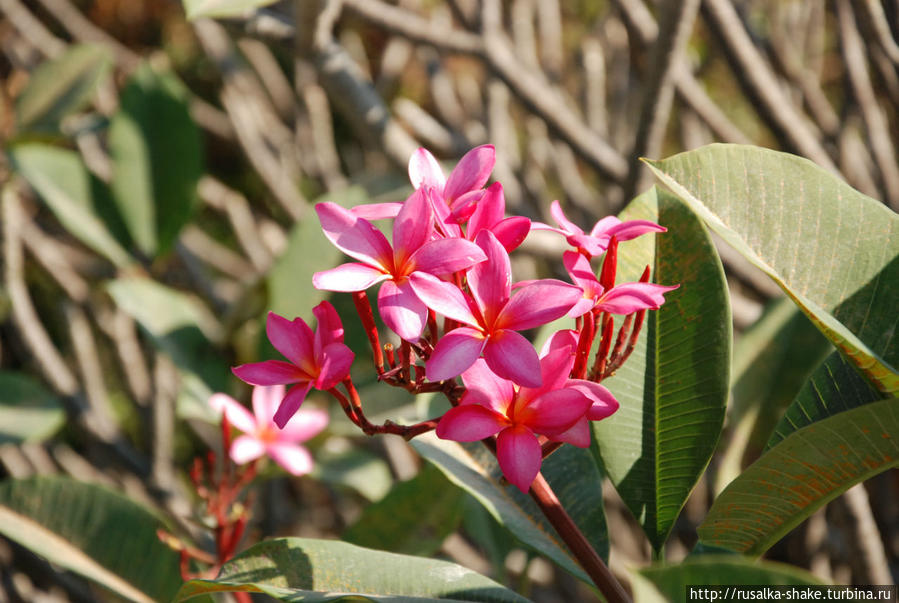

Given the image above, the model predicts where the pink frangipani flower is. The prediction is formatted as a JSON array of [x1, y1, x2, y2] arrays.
[[465, 182, 531, 253], [232, 303, 353, 428], [409, 145, 496, 219], [564, 251, 679, 317], [534, 201, 667, 258], [312, 188, 486, 341], [436, 349, 592, 493], [210, 384, 328, 475], [410, 230, 581, 387]]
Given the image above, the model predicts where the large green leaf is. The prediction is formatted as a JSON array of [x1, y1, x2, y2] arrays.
[[16, 44, 112, 133], [0, 476, 181, 602], [765, 351, 882, 450], [645, 144, 899, 394], [699, 398, 899, 554], [0, 372, 64, 443], [109, 63, 203, 256], [175, 537, 531, 602], [634, 555, 823, 602], [411, 434, 607, 584], [593, 187, 730, 552], [182, 0, 279, 19], [343, 463, 465, 556], [715, 299, 832, 493], [9, 143, 131, 267]]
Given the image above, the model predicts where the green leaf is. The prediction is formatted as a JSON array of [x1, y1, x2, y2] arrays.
[[645, 144, 899, 394], [0, 372, 64, 443], [635, 555, 823, 602], [16, 44, 112, 133], [175, 537, 532, 602], [107, 276, 228, 391], [698, 398, 899, 554], [9, 143, 131, 267], [765, 351, 882, 450], [593, 186, 730, 552], [0, 476, 181, 602], [182, 0, 279, 19], [342, 463, 465, 556], [411, 434, 607, 584], [109, 63, 203, 256], [715, 299, 832, 493], [312, 445, 393, 502]]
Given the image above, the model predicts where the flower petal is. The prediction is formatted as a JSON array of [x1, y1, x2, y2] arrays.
[[496, 279, 582, 331], [273, 382, 313, 429], [230, 435, 266, 465], [408, 272, 480, 327], [605, 219, 667, 241], [313, 263, 390, 292], [567, 380, 620, 421], [279, 406, 330, 442], [392, 188, 433, 267], [563, 250, 600, 290], [232, 360, 306, 386], [312, 301, 345, 359], [496, 425, 541, 493], [315, 202, 393, 270], [351, 202, 402, 220], [378, 279, 428, 341], [549, 200, 583, 235], [490, 216, 531, 252], [436, 405, 507, 441], [533, 345, 576, 395], [597, 283, 679, 315], [251, 384, 286, 427], [443, 144, 495, 202], [516, 388, 591, 435], [447, 190, 485, 224], [467, 182, 505, 235], [410, 238, 486, 276], [210, 393, 258, 434], [549, 417, 591, 447], [460, 358, 515, 415], [266, 312, 314, 368], [315, 342, 355, 390], [426, 327, 486, 381], [483, 329, 542, 388], [539, 329, 578, 358], [409, 147, 446, 191], [266, 442, 314, 475], [469, 230, 512, 325]]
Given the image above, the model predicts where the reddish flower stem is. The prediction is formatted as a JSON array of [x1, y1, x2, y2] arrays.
[[599, 236, 618, 291], [352, 291, 384, 374], [572, 310, 595, 379], [330, 379, 441, 439], [604, 266, 651, 377], [589, 312, 614, 380]]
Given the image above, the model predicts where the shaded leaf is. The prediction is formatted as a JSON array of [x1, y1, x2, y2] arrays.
[[646, 144, 899, 394], [411, 433, 606, 584], [9, 143, 131, 267], [175, 537, 531, 602], [313, 445, 393, 502], [182, 0, 279, 19], [593, 187, 730, 552], [0, 476, 181, 602], [0, 372, 64, 443], [766, 351, 882, 450], [16, 44, 112, 132], [343, 463, 465, 556], [109, 63, 203, 256], [698, 398, 899, 554]]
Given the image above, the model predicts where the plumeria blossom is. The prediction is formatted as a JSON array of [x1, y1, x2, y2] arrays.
[[410, 230, 581, 387], [409, 144, 496, 223], [564, 251, 679, 317], [464, 182, 531, 253], [436, 349, 593, 493], [312, 188, 486, 341], [209, 385, 329, 475], [232, 303, 353, 428], [534, 200, 667, 258]]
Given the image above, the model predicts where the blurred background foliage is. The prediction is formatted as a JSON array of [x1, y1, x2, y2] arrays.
[[0, 0, 896, 600]]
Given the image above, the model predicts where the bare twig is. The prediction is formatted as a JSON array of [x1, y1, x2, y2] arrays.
[[198, 176, 273, 272], [0, 0, 66, 57]]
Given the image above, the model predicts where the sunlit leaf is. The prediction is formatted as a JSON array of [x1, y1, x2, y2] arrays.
[[0, 372, 64, 443], [182, 0, 279, 19], [646, 144, 899, 394], [9, 143, 131, 267], [593, 187, 730, 552], [699, 398, 899, 554], [0, 476, 181, 602], [16, 44, 112, 133], [175, 537, 531, 602], [109, 63, 203, 256]]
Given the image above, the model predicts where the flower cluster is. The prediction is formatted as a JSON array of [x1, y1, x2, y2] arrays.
[[230, 144, 677, 493]]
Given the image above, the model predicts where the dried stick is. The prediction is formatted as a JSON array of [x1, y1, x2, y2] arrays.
[[0, 0, 66, 58], [95, 305, 153, 408], [198, 176, 273, 273], [835, 484, 894, 584]]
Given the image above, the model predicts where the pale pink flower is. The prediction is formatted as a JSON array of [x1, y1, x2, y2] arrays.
[[232, 303, 353, 428], [410, 230, 581, 387], [210, 384, 328, 476], [436, 349, 592, 493], [312, 188, 486, 341], [564, 251, 679, 317], [533, 201, 667, 258]]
